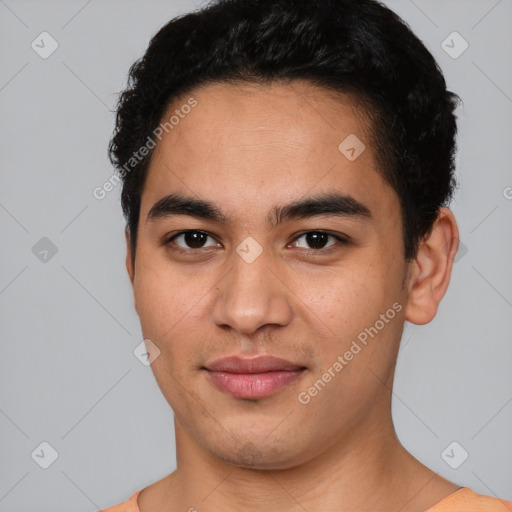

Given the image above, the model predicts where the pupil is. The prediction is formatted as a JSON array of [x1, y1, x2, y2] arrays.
[[306, 232, 327, 249], [185, 232, 206, 249]]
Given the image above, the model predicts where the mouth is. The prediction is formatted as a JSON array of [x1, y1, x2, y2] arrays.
[[202, 355, 307, 399]]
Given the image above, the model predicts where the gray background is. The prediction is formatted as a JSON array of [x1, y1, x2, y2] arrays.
[[0, 0, 511, 510]]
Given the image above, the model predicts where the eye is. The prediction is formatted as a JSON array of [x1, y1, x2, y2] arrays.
[[166, 230, 220, 251], [164, 230, 350, 254], [291, 231, 347, 251]]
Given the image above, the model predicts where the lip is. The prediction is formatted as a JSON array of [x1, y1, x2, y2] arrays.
[[203, 356, 307, 399], [205, 355, 305, 373]]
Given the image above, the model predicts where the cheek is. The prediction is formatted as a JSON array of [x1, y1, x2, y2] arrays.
[[133, 257, 203, 336], [132, 265, 203, 404], [292, 263, 386, 335], [132, 259, 215, 381], [295, 264, 403, 375]]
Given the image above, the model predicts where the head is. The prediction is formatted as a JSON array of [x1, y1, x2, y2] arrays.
[[109, 0, 460, 469]]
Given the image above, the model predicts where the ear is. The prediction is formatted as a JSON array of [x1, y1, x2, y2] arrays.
[[125, 228, 135, 286], [404, 207, 459, 325]]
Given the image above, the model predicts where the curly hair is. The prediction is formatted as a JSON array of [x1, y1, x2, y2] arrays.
[[108, 0, 461, 262]]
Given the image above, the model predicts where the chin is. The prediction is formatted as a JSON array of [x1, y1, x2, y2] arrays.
[[208, 436, 310, 470]]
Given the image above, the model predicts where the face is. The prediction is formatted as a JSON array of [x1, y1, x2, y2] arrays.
[[127, 81, 411, 470]]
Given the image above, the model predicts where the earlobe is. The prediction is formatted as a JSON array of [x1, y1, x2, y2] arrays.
[[404, 207, 459, 325]]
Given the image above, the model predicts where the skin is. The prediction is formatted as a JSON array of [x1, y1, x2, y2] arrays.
[[125, 81, 461, 512]]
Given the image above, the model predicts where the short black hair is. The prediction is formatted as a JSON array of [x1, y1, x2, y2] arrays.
[[108, 0, 461, 263]]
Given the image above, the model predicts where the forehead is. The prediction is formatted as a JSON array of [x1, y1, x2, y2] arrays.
[[157, 80, 372, 158], [141, 80, 399, 226]]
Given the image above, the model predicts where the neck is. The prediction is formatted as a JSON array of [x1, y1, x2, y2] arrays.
[[158, 400, 455, 512]]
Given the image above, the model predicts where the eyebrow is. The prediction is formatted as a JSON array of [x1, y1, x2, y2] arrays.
[[146, 192, 373, 226]]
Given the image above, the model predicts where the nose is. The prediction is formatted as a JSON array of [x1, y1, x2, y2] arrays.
[[211, 248, 293, 335]]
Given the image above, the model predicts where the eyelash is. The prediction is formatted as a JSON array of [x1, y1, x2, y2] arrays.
[[162, 230, 350, 255]]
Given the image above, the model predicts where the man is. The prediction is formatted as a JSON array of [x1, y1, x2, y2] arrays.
[[102, 0, 512, 510]]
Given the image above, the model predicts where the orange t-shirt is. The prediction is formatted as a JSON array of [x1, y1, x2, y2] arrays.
[[100, 487, 512, 511]]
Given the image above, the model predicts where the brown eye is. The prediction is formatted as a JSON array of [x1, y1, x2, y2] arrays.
[[304, 232, 329, 249], [168, 231, 220, 250], [292, 231, 346, 251]]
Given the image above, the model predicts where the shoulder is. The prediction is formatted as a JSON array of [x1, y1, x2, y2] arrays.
[[428, 487, 512, 511], [100, 490, 142, 512]]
